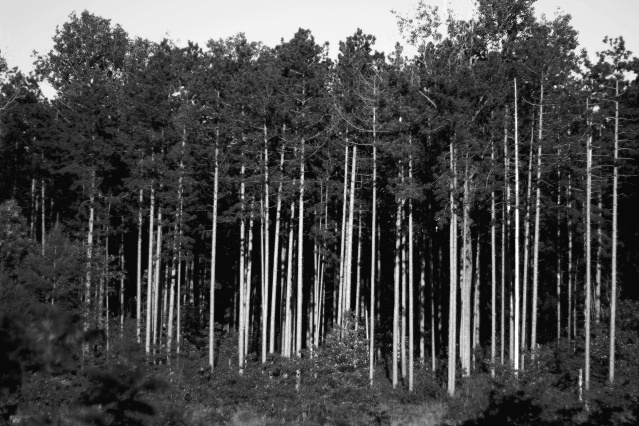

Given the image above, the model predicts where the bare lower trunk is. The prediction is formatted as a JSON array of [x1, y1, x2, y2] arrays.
[[262, 125, 270, 363], [338, 145, 349, 326], [609, 82, 619, 384], [513, 78, 521, 372], [209, 144, 218, 368], [41, 180, 46, 254], [238, 167, 246, 373], [448, 144, 458, 396], [296, 141, 305, 356], [491, 142, 497, 375], [153, 207, 163, 352], [85, 170, 96, 337], [137, 189, 143, 342], [595, 192, 602, 324], [270, 149, 285, 353], [284, 203, 295, 357], [585, 108, 592, 392], [146, 186, 155, 355], [369, 143, 377, 387], [393, 195, 401, 389]]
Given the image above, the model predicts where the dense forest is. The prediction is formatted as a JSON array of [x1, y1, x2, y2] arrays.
[[2, 0, 639, 424]]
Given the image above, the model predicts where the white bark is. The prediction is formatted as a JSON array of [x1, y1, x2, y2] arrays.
[[146, 186, 155, 355], [137, 189, 143, 343]]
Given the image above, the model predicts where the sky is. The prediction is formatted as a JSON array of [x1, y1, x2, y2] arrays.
[[1, 0, 638, 74]]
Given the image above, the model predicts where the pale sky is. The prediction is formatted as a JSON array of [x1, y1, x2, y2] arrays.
[[1, 0, 638, 74]]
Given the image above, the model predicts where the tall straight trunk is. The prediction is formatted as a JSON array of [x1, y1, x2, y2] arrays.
[[595, 191, 602, 324], [177, 256, 182, 354], [585, 104, 592, 392], [137, 189, 143, 343], [369, 141, 377, 387], [401, 186, 407, 380], [491, 141, 497, 376], [153, 207, 163, 351], [262, 123, 270, 363], [460, 174, 472, 377], [270, 149, 285, 353], [30, 179, 36, 238], [430, 231, 437, 372], [41, 180, 45, 254], [146, 186, 155, 354], [531, 145, 542, 352], [557, 167, 562, 342], [419, 240, 426, 365], [209, 143, 219, 368], [408, 152, 415, 392], [239, 165, 246, 373], [502, 108, 509, 365], [296, 141, 305, 356], [609, 80, 619, 384], [345, 144, 357, 318], [120, 237, 125, 336], [284, 203, 295, 357], [568, 175, 573, 341], [473, 235, 480, 369], [85, 170, 96, 332], [393, 194, 401, 389], [531, 83, 544, 353], [448, 143, 458, 396], [167, 224, 178, 358], [355, 210, 363, 329], [521, 131, 534, 361], [245, 211, 254, 359], [104, 233, 109, 355], [338, 145, 349, 326], [318, 193, 328, 346], [513, 78, 521, 372]]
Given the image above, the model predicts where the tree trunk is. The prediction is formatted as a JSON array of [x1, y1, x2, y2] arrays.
[[239, 165, 246, 373], [296, 141, 305, 356], [557, 166, 562, 343], [146, 186, 155, 355], [585, 104, 592, 392], [41, 180, 46, 254], [460, 174, 472, 377], [448, 143, 458, 396], [595, 191, 602, 324], [153, 207, 163, 352], [521, 131, 534, 363], [473, 235, 480, 370], [531, 144, 542, 353], [245, 211, 254, 359], [513, 78, 521, 372], [85, 170, 96, 334], [120, 237, 124, 336], [137, 189, 143, 343], [393, 191, 401, 389], [345, 144, 357, 319], [209, 142, 219, 368], [270, 148, 285, 353], [609, 80, 619, 384], [262, 123, 270, 363], [284, 203, 295, 357], [369, 141, 377, 387], [338, 145, 349, 326], [408, 145, 415, 392], [568, 174, 573, 342], [491, 141, 497, 376], [531, 82, 543, 355], [355, 210, 363, 330]]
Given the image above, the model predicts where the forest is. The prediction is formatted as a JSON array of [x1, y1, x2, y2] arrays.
[[1, 0, 639, 424]]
